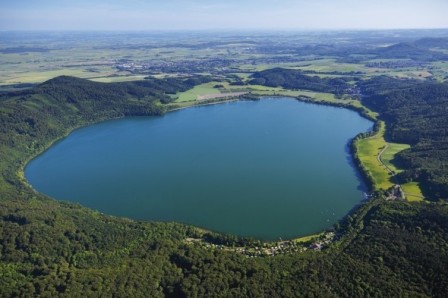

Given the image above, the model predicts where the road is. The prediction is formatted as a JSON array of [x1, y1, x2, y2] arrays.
[[377, 143, 425, 200]]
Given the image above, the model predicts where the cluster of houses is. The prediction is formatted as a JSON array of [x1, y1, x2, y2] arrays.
[[185, 231, 338, 257], [386, 184, 406, 201], [217, 240, 306, 258], [308, 232, 336, 251], [346, 86, 362, 98], [114, 55, 301, 76], [115, 58, 234, 75], [365, 60, 425, 69]]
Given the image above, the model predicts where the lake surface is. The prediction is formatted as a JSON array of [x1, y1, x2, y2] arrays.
[[26, 98, 372, 240]]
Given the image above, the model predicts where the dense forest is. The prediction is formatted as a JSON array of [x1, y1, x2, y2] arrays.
[[1, 76, 448, 296], [359, 77, 448, 198], [249, 68, 351, 95], [0, 75, 210, 197], [1, 193, 447, 296]]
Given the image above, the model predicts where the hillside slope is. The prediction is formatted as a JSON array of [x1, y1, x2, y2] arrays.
[[0, 76, 447, 296]]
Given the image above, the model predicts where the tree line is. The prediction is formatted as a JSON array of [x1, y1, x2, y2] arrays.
[[0, 75, 447, 296], [359, 76, 448, 199]]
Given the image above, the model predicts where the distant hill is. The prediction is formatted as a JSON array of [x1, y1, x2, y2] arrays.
[[370, 37, 448, 61], [413, 37, 448, 48], [373, 41, 448, 61]]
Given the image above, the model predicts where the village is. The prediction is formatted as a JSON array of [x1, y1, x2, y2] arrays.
[[186, 231, 337, 258], [114, 55, 299, 76]]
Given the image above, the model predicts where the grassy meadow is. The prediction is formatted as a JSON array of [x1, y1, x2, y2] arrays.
[[174, 82, 224, 102], [355, 122, 424, 200]]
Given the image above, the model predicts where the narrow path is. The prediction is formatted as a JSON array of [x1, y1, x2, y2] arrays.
[[377, 143, 394, 176], [377, 143, 426, 200]]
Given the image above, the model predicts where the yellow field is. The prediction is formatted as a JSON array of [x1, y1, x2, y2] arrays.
[[402, 183, 424, 202]]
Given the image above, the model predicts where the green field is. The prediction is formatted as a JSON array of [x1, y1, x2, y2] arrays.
[[355, 122, 424, 200], [174, 81, 347, 105], [381, 143, 411, 174], [356, 122, 393, 190], [174, 82, 224, 102], [0, 69, 101, 85], [294, 58, 368, 73], [292, 233, 323, 243], [402, 182, 424, 202]]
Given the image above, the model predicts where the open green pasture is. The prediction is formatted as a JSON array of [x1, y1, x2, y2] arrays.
[[174, 82, 224, 102], [381, 143, 411, 174], [294, 59, 367, 73], [174, 81, 345, 103], [356, 122, 393, 190], [355, 122, 424, 200]]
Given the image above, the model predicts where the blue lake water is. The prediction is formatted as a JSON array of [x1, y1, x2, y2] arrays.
[[25, 98, 373, 240]]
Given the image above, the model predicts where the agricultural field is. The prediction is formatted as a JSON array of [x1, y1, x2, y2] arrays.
[[2, 29, 448, 297], [0, 31, 439, 202], [355, 122, 424, 200], [294, 58, 368, 73], [3, 31, 447, 92], [381, 143, 411, 174], [174, 82, 225, 102], [174, 81, 342, 103]]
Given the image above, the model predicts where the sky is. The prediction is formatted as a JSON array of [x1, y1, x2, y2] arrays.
[[1, 0, 448, 31]]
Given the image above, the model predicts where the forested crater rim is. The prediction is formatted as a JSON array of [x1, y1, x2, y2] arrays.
[[24, 97, 373, 240]]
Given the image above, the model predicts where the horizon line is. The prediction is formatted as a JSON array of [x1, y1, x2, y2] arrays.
[[1, 27, 448, 33]]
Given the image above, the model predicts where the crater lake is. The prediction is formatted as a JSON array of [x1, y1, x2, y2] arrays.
[[25, 98, 373, 240]]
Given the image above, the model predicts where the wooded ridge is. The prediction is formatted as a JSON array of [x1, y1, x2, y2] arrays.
[[0, 75, 447, 297]]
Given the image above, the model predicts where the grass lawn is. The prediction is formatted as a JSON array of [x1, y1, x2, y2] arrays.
[[355, 121, 424, 200], [295, 59, 368, 73], [402, 182, 424, 202], [293, 233, 323, 243], [175, 82, 224, 102], [174, 82, 290, 102], [381, 143, 410, 174], [356, 122, 394, 190], [0, 69, 102, 85]]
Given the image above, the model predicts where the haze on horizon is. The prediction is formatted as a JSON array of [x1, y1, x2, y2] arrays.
[[1, 0, 447, 31]]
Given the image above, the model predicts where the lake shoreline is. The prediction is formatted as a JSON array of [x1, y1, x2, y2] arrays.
[[20, 92, 377, 242], [25, 97, 372, 240]]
